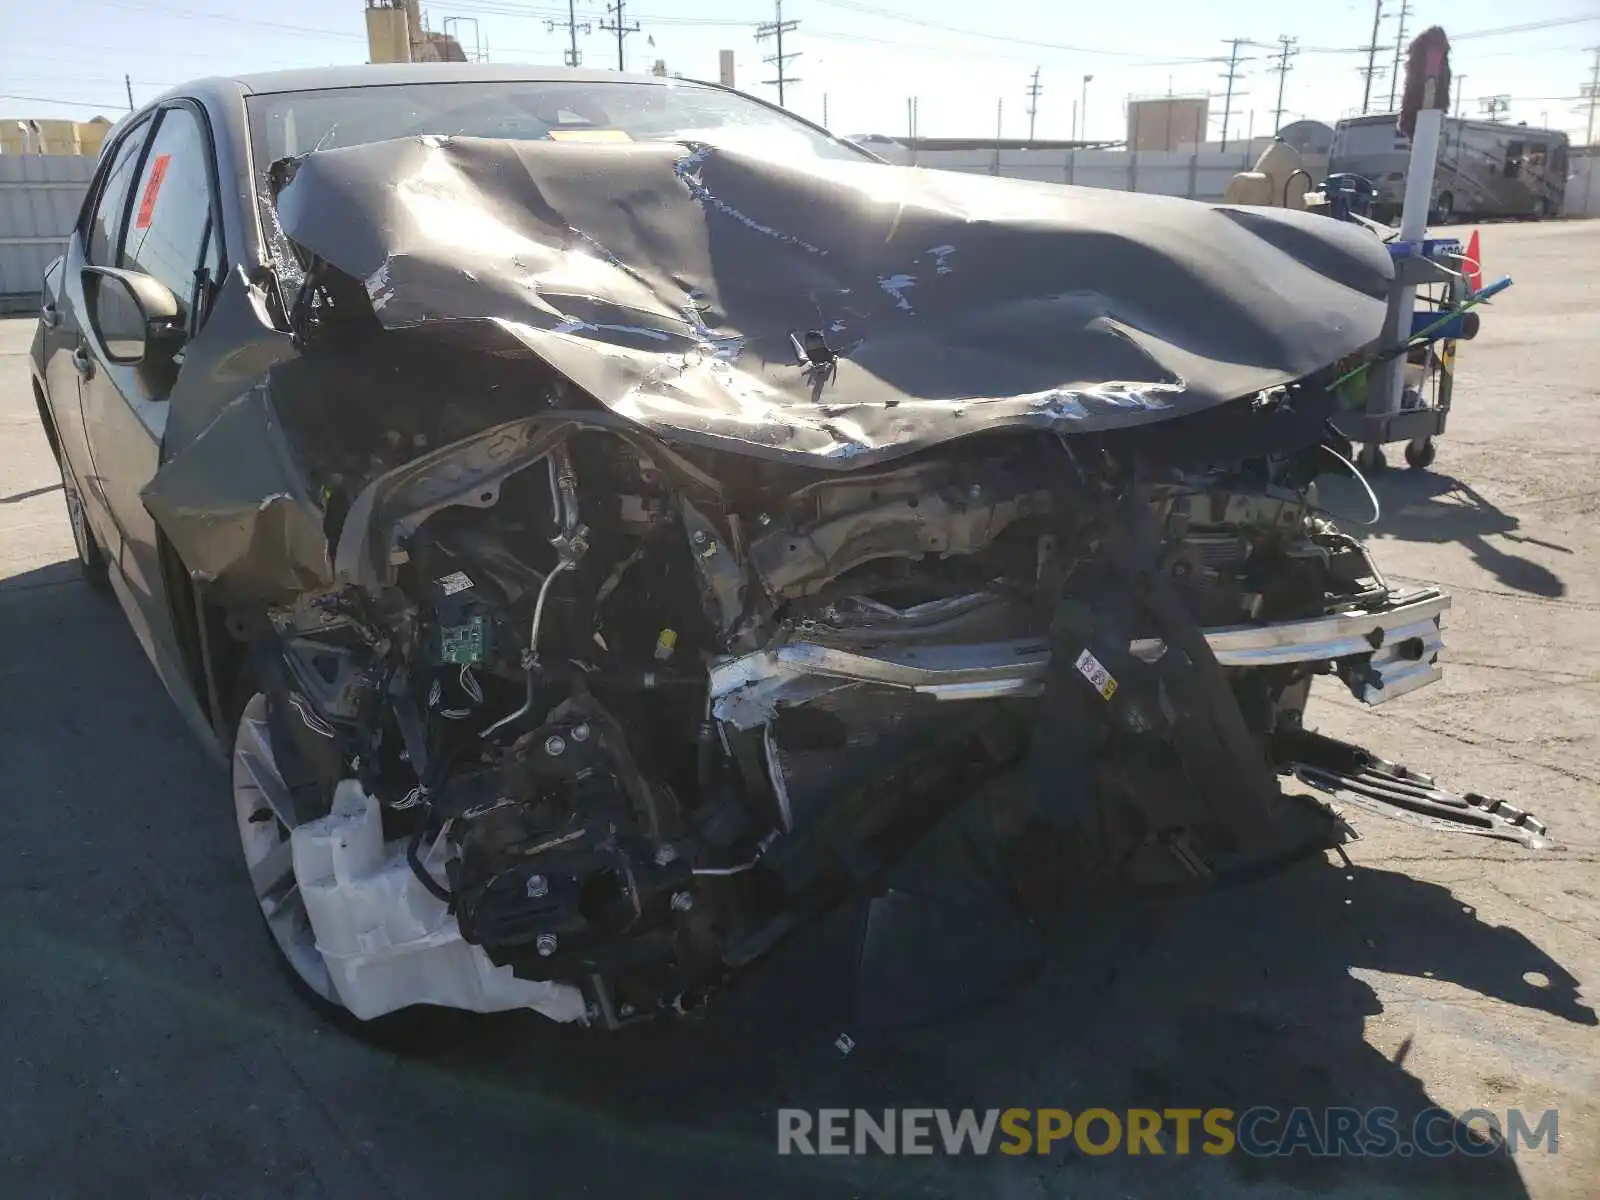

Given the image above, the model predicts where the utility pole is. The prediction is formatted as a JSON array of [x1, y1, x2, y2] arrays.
[[1387, 0, 1412, 110], [755, 0, 800, 108], [1270, 36, 1298, 134], [1026, 67, 1042, 142], [1581, 48, 1599, 213], [1583, 48, 1600, 146], [1454, 73, 1466, 119], [993, 97, 1003, 174], [1360, 0, 1385, 115], [1218, 37, 1247, 151], [1080, 73, 1093, 141], [124, 73, 134, 113], [546, 0, 590, 68], [600, 2, 639, 72]]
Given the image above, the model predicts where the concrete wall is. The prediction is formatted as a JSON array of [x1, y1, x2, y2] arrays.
[[0, 155, 93, 311], [871, 145, 1324, 202]]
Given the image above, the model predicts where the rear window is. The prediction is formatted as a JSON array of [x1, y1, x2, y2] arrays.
[[1332, 118, 1408, 157], [247, 79, 869, 167]]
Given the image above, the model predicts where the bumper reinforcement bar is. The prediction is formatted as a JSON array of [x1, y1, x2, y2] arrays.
[[710, 588, 1450, 729]]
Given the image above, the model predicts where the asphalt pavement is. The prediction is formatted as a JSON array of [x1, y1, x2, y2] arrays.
[[2, 220, 1597, 1199]]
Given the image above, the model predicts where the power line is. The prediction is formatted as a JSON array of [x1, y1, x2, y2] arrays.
[[1453, 17, 1600, 42], [1025, 67, 1042, 142], [1218, 38, 1248, 151], [599, 2, 640, 72], [1270, 35, 1298, 133], [545, 0, 591, 68], [79, 0, 365, 41], [1387, 0, 1413, 111], [810, 1, 1598, 64], [1360, 0, 1385, 115], [0, 92, 128, 110], [756, 0, 801, 108], [810, 0, 1215, 62]]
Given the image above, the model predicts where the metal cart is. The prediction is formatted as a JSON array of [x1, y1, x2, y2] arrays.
[[1330, 237, 1479, 473]]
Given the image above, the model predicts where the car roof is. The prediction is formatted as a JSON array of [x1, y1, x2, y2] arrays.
[[200, 63, 689, 98]]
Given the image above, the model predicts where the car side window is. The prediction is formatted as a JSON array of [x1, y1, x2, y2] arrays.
[[85, 120, 152, 265], [118, 106, 219, 336]]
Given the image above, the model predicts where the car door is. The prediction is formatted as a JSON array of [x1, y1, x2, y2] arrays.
[[78, 100, 225, 680], [42, 115, 154, 554]]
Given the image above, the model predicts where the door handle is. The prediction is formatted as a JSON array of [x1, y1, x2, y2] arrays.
[[41, 303, 60, 329], [71, 344, 95, 381]]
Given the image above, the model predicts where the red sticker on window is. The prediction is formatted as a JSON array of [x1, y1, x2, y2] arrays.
[[134, 153, 172, 230]]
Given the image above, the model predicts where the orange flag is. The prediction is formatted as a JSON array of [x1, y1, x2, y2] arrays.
[[1464, 229, 1483, 295]]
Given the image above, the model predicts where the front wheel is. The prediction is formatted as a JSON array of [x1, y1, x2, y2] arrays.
[[230, 691, 441, 1044], [232, 692, 344, 1008]]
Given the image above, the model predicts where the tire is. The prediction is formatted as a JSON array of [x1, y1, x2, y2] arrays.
[[58, 453, 111, 592], [231, 688, 437, 1045], [1405, 437, 1437, 470], [1431, 192, 1454, 225], [1356, 444, 1387, 474]]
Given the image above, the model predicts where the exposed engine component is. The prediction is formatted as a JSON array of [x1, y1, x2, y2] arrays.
[[230, 392, 1493, 1028]]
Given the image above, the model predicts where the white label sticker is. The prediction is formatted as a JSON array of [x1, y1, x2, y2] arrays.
[[436, 570, 475, 596], [1074, 648, 1118, 701]]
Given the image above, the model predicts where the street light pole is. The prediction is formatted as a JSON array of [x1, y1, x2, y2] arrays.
[[1080, 74, 1093, 140]]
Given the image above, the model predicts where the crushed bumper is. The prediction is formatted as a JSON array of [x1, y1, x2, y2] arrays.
[[710, 587, 1450, 729]]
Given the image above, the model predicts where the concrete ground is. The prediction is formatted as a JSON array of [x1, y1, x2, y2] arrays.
[[2, 221, 1597, 1199]]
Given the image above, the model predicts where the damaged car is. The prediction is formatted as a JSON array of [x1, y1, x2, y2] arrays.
[[29, 64, 1547, 1031]]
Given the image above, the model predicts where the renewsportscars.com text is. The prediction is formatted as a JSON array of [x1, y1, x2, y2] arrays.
[[776, 1107, 1558, 1158]]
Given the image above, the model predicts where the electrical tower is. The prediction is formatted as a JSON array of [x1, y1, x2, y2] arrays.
[[1026, 68, 1042, 142], [755, 0, 801, 108], [1359, 0, 1385, 115], [1387, 0, 1412, 111], [600, 2, 640, 72], [1218, 38, 1248, 151], [546, 0, 590, 68], [1270, 36, 1298, 134]]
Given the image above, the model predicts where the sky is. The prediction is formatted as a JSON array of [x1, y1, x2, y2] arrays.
[[2, 0, 1597, 143]]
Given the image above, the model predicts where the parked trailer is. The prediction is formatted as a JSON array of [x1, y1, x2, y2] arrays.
[[1329, 114, 1568, 223]]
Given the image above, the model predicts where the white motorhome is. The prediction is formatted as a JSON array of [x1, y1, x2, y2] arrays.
[[1330, 114, 1569, 223]]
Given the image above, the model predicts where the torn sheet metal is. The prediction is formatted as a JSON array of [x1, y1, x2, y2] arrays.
[[142, 382, 333, 604], [270, 135, 1395, 468], [159, 265, 297, 459]]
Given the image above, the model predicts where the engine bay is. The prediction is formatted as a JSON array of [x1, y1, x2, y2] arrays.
[[239, 366, 1466, 1027]]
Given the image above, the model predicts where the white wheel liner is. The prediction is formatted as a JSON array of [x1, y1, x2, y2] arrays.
[[231, 694, 588, 1023]]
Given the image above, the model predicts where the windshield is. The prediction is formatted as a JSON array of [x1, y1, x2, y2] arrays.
[[246, 79, 870, 166]]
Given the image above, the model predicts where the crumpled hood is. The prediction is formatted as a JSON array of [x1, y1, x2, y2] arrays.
[[272, 135, 1393, 467]]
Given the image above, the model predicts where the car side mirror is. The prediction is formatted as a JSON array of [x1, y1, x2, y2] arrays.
[[81, 266, 184, 366]]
